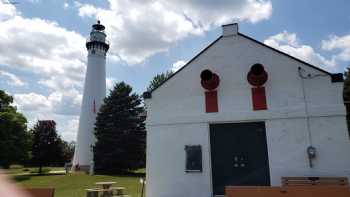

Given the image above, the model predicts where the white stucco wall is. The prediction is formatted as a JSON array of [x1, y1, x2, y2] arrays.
[[146, 123, 212, 197], [266, 116, 350, 186], [145, 25, 349, 197]]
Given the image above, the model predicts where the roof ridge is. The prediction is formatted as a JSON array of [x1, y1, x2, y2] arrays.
[[238, 32, 331, 75], [145, 36, 223, 96], [144, 32, 342, 99]]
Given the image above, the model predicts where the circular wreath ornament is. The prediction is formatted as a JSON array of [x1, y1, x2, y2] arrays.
[[200, 69, 220, 90], [247, 63, 268, 86]]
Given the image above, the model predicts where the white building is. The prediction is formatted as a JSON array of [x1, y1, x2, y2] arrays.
[[73, 21, 109, 170], [144, 23, 350, 197]]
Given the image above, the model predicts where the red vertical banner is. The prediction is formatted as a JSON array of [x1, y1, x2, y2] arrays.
[[205, 91, 218, 113], [252, 87, 267, 110]]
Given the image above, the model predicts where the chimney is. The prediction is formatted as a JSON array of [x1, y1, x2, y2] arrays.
[[222, 23, 238, 36]]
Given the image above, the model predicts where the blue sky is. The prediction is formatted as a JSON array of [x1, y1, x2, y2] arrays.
[[0, 0, 349, 141]]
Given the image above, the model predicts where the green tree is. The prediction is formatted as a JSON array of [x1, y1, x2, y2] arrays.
[[31, 120, 64, 173], [0, 90, 30, 168], [147, 70, 173, 91], [62, 141, 75, 163], [344, 68, 350, 133], [94, 82, 146, 174]]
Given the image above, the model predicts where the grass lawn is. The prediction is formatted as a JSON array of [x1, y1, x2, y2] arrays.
[[8, 167, 145, 197]]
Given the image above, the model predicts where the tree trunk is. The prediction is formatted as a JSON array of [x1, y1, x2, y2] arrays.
[[39, 165, 42, 174]]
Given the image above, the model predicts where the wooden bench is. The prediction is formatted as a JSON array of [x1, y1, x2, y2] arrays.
[[85, 188, 100, 197], [25, 188, 55, 197], [226, 186, 350, 197], [110, 187, 125, 195], [282, 177, 349, 187]]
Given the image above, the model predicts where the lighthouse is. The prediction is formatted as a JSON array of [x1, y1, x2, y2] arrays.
[[72, 21, 109, 171]]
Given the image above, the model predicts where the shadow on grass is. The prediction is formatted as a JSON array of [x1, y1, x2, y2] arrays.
[[115, 172, 145, 178], [13, 173, 66, 182], [95, 171, 145, 178], [13, 175, 31, 182]]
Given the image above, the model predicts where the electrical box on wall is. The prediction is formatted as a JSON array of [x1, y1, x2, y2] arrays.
[[185, 145, 202, 172]]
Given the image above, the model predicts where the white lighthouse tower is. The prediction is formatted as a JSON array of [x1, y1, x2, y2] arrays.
[[72, 21, 109, 171]]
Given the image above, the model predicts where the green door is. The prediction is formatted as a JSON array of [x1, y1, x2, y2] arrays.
[[210, 122, 270, 195]]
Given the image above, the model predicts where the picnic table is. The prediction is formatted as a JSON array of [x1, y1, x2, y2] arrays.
[[95, 181, 117, 189], [86, 181, 128, 197]]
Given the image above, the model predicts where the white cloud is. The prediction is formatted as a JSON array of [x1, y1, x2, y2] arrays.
[[73, 1, 82, 8], [64, 2, 69, 9], [0, 1, 86, 89], [38, 75, 82, 92], [264, 31, 335, 69], [0, 70, 26, 86], [172, 60, 186, 72], [0, 1, 16, 20], [78, 4, 102, 18], [0, 3, 87, 141], [322, 34, 350, 62], [14, 90, 82, 115], [14, 92, 51, 112], [26, 0, 40, 3], [13, 91, 81, 141], [162, 0, 272, 26], [106, 77, 117, 91], [0, 16, 86, 77], [77, 0, 272, 64], [13, 89, 82, 141], [49, 90, 82, 115], [59, 116, 79, 141], [0, 2, 86, 117]]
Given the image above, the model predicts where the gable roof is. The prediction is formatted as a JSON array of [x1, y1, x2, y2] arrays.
[[144, 32, 341, 99]]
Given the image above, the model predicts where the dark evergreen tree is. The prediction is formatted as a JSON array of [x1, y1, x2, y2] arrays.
[[147, 70, 173, 91], [343, 68, 350, 134], [0, 90, 30, 168], [94, 82, 146, 174], [31, 120, 64, 173]]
